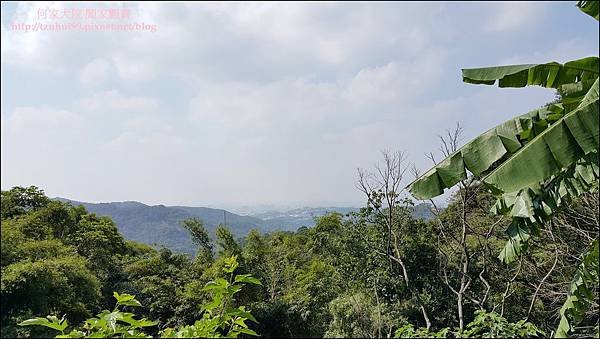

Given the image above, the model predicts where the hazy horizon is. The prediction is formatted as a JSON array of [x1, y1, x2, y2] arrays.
[[2, 1, 598, 207], [55, 194, 365, 214]]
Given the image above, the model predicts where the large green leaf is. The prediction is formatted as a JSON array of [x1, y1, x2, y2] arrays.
[[498, 219, 533, 264], [577, 0, 600, 20], [462, 57, 599, 88], [113, 292, 142, 307], [18, 316, 68, 332], [492, 153, 599, 219], [408, 104, 564, 199], [234, 274, 263, 285], [409, 78, 599, 199], [495, 154, 598, 264], [555, 240, 599, 338], [483, 79, 599, 194]]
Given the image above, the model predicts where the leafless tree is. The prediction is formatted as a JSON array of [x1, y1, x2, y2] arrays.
[[422, 122, 504, 330], [357, 150, 432, 330]]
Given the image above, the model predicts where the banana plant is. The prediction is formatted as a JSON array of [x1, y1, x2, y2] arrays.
[[407, 2, 599, 337]]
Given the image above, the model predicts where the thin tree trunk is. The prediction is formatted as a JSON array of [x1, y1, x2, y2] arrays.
[[396, 255, 432, 330], [374, 285, 382, 338], [457, 293, 464, 330], [457, 185, 469, 330]]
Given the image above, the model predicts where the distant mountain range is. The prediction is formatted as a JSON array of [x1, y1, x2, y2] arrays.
[[55, 198, 433, 254], [56, 198, 271, 254], [250, 207, 360, 231]]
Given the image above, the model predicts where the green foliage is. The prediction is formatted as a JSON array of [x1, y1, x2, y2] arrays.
[[324, 292, 403, 338], [394, 311, 544, 338], [555, 239, 599, 338], [2, 180, 597, 338], [461, 57, 598, 88], [18, 256, 261, 338], [18, 316, 69, 333], [1, 187, 137, 337], [182, 218, 213, 263], [1, 186, 50, 220], [285, 259, 341, 336], [395, 324, 449, 338], [2, 255, 101, 310], [460, 310, 544, 338], [1, 252, 102, 337], [495, 153, 599, 264], [216, 225, 242, 258], [19, 291, 157, 338], [409, 63, 598, 203], [161, 255, 261, 338], [578, 0, 600, 20], [122, 247, 197, 327], [407, 3, 599, 252], [406, 3, 598, 338]]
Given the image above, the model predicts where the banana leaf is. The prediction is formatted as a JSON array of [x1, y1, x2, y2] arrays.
[[496, 154, 599, 264], [555, 240, 599, 338], [577, 0, 600, 20], [482, 94, 599, 194], [409, 78, 599, 200], [462, 57, 599, 88]]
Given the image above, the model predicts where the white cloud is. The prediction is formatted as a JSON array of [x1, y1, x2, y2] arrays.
[[499, 38, 599, 65], [79, 58, 111, 86], [2, 2, 445, 83], [344, 53, 444, 108], [0, 90, 179, 203], [77, 90, 159, 115], [485, 2, 541, 33], [112, 56, 158, 82], [1, 2, 596, 206], [1, 106, 84, 188], [188, 52, 446, 136], [1, 2, 49, 67], [9, 106, 82, 132]]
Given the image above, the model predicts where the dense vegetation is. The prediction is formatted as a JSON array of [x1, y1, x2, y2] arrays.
[[54, 198, 276, 255], [408, 0, 599, 336], [1, 178, 597, 337], [57, 199, 434, 255], [53, 199, 430, 256], [1, 1, 598, 338]]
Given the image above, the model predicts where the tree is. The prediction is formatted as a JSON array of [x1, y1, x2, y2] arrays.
[[408, 2, 599, 337], [357, 151, 433, 329], [325, 291, 403, 338], [216, 225, 242, 258], [285, 259, 341, 337], [420, 124, 504, 330], [1, 186, 50, 220], [0, 189, 112, 337], [182, 218, 213, 263], [124, 247, 195, 329], [1, 251, 101, 338]]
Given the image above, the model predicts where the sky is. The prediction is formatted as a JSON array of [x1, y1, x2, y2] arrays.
[[1, 1, 598, 209]]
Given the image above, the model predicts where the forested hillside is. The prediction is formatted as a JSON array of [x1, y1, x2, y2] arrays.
[[2, 180, 597, 337], [54, 199, 433, 254], [54, 198, 271, 254]]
